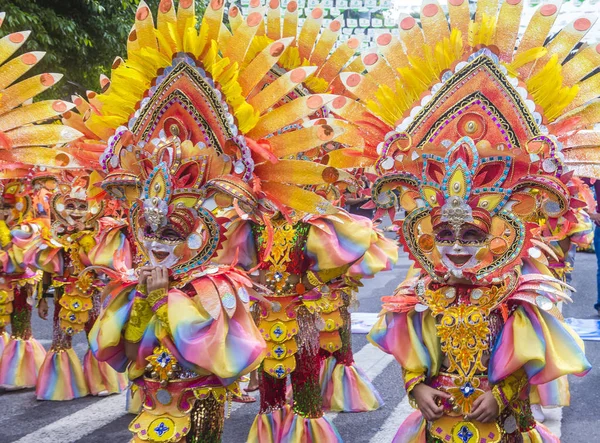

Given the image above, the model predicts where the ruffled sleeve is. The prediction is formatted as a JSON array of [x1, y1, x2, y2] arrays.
[[368, 309, 441, 379], [88, 282, 138, 372], [10, 220, 63, 275], [489, 303, 591, 385], [212, 218, 257, 271], [87, 221, 132, 273], [168, 274, 266, 385], [566, 210, 593, 248], [306, 211, 398, 278]]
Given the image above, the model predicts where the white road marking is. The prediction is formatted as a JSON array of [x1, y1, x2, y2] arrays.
[[369, 396, 413, 443], [14, 392, 127, 443]]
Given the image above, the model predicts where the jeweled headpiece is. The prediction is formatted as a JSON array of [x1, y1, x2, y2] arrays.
[[340, 0, 600, 282], [64, 0, 357, 276]]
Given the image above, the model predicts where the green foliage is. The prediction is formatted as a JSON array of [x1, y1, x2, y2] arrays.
[[0, 0, 207, 99]]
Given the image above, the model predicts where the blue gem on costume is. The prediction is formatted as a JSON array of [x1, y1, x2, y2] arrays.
[[69, 313, 76, 321], [274, 346, 285, 358], [273, 326, 283, 338], [457, 425, 474, 443], [157, 352, 171, 368], [154, 422, 169, 437], [274, 366, 285, 378], [460, 381, 474, 397], [274, 271, 283, 281]]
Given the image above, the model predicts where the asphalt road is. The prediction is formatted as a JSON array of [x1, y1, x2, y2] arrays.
[[1, 250, 598, 442]]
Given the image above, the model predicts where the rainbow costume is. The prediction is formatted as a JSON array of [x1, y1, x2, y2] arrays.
[[318, 1, 600, 442], [238, 209, 395, 443], [0, 14, 81, 389], [63, 0, 377, 440], [0, 181, 47, 390], [220, 4, 394, 431]]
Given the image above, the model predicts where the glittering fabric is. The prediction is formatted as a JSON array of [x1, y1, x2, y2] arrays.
[[186, 396, 225, 443], [290, 309, 323, 420], [259, 367, 287, 414], [252, 219, 311, 275], [10, 285, 32, 340]]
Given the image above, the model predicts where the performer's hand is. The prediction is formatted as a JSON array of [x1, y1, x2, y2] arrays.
[[147, 266, 169, 293], [137, 266, 155, 286], [467, 391, 499, 423], [412, 383, 451, 421], [38, 298, 49, 320]]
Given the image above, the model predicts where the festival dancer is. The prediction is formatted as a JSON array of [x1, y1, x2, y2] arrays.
[[0, 181, 47, 390], [79, 1, 377, 441], [0, 13, 81, 387], [322, 1, 600, 441], [227, 2, 391, 421], [530, 179, 594, 421], [33, 171, 129, 400], [240, 205, 395, 442]]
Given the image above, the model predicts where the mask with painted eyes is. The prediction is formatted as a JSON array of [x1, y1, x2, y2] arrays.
[[64, 199, 89, 224], [434, 223, 490, 279], [138, 213, 210, 269], [51, 179, 105, 232], [129, 159, 224, 274]]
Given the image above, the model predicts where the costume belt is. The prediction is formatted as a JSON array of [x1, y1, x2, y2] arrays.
[[130, 348, 239, 442], [428, 372, 502, 443]]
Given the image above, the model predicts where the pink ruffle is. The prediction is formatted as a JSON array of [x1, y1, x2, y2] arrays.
[[321, 357, 383, 412], [83, 349, 128, 396], [0, 337, 46, 389]]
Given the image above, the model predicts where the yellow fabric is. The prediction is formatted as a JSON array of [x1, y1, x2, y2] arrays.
[[124, 297, 153, 343], [0, 220, 11, 247]]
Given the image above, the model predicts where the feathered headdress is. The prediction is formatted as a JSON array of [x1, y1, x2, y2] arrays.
[[338, 0, 600, 282], [58, 0, 367, 276]]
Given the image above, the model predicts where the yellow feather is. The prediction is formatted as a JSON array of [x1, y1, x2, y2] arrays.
[[526, 54, 579, 122], [468, 14, 497, 47], [503, 47, 547, 77], [243, 35, 273, 68]]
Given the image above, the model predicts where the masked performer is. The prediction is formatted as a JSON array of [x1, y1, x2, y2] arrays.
[[233, 202, 393, 442], [31, 171, 129, 400], [0, 181, 47, 389], [79, 0, 381, 440], [0, 14, 81, 386], [319, 1, 600, 441]]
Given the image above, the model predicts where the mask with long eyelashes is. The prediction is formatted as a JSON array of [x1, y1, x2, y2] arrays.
[[64, 199, 89, 221], [432, 222, 490, 278], [434, 224, 490, 246]]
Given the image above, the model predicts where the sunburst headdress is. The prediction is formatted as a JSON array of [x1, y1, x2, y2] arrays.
[[60, 0, 364, 276], [338, 0, 600, 282], [0, 12, 82, 176]]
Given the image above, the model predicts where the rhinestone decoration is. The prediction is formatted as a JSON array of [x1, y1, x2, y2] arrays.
[[154, 422, 169, 437], [156, 351, 171, 368]]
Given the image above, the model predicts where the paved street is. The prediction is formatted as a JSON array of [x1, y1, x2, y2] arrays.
[[1, 250, 599, 442]]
